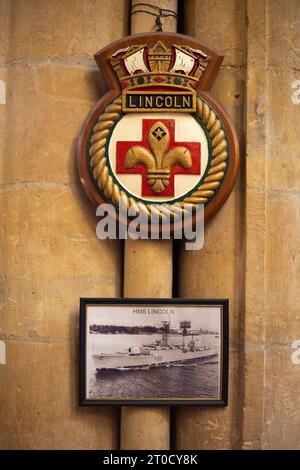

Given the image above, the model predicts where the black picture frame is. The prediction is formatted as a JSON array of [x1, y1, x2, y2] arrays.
[[79, 298, 228, 406]]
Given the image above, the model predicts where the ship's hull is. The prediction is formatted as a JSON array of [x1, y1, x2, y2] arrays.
[[92, 349, 217, 370]]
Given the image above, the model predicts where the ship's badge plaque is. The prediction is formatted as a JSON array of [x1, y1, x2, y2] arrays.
[[77, 33, 239, 227]]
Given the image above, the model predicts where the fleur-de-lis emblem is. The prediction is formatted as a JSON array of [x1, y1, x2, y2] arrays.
[[125, 122, 192, 193]]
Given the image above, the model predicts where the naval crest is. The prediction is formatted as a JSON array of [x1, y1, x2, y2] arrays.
[[77, 33, 239, 228]]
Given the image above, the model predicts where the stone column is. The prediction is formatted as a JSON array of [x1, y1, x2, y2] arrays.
[[177, 0, 300, 450], [0, 0, 127, 449], [120, 0, 177, 451], [242, 0, 300, 450], [176, 0, 246, 450]]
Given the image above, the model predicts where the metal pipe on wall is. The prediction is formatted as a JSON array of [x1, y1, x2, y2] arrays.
[[120, 0, 178, 451]]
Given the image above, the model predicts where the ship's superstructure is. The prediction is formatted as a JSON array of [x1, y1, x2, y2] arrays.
[[92, 321, 217, 371]]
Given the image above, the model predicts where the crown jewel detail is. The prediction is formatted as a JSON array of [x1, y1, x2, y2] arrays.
[[110, 41, 211, 92]]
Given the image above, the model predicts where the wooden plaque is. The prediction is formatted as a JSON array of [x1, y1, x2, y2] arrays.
[[77, 33, 239, 228]]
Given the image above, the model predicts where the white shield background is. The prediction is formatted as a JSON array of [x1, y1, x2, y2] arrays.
[[108, 112, 209, 203]]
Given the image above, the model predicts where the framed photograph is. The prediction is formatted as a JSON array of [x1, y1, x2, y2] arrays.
[[79, 298, 228, 406]]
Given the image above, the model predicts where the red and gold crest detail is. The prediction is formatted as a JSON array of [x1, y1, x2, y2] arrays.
[[77, 33, 239, 225]]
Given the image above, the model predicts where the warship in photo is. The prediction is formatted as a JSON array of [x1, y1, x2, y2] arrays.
[[91, 320, 217, 371]]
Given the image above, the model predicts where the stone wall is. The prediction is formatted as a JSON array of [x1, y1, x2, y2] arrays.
[[0, 0, 128, 449], [0, 0, 299, 450]]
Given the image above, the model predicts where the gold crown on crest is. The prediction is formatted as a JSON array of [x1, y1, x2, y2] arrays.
[[110, 40, 210, 92]]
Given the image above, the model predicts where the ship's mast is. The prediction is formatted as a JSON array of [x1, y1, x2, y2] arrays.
[[180, 321, 191, 348], [161, 321, 170, 347]]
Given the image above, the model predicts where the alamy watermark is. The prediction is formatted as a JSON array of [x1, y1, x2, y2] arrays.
[[95, 200, 204, 251], [291, 80, 300, 105], [291, 340, 300, 365]]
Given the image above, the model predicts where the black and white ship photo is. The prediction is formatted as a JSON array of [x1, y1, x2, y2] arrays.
[[80, 300, 228, 405]]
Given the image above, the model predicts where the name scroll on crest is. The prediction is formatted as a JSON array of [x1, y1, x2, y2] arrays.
[[77, 33, 239, 230]]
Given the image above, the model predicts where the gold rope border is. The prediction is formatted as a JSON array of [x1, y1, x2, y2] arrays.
[[89, 96, 228, 216]]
